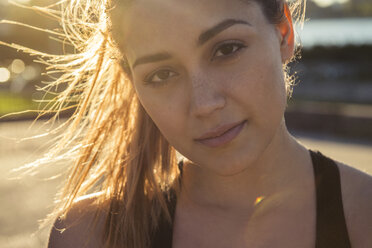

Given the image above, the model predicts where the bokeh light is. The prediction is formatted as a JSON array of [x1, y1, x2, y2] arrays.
[[21, 65, 38, 80], [10, 59, 25, 74], [0, 67, 11, 83]]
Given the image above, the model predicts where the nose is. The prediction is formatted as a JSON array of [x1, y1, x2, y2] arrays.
[[189, 73, 226, 118]]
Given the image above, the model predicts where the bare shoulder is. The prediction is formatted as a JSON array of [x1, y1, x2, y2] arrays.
[[338, 162, 372, 248], [47, 194, 108, 248]]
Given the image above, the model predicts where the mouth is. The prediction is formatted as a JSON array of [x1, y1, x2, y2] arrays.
[[195, 120, 247, 148]]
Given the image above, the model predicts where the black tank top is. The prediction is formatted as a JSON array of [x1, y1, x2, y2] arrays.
[[151, 150, 352, 248]]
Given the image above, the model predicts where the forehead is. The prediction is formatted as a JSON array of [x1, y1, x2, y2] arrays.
[[112, 0, 261, 60]]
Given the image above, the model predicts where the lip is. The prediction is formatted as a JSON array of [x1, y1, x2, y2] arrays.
[[195, 120, 247, 148]]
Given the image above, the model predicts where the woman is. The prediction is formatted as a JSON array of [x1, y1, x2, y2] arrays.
[[19, 0, 370, 247]]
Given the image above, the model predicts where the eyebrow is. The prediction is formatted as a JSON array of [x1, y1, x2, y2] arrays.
[[132, 19, 251, 69], [198, 19, 252, 46], [133, 52, 172, 68]]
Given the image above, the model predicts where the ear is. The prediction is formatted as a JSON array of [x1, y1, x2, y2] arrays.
[[276, 3, 295, 63]]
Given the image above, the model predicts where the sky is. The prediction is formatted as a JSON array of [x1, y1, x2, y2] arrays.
[[312, 0, 350, 8]]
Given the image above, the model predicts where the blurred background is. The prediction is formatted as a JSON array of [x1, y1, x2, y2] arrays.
[[0, 0, 372, 247]]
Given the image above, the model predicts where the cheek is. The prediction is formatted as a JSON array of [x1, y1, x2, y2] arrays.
[[136, 89, 186, 144], [217, 47, 287, 132], [225, 56, 286, 108]]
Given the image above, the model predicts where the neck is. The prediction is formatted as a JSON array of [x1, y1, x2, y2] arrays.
[[180, 122, 311, 214]]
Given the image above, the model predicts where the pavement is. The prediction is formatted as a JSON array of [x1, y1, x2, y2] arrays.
[[0, 120, 371, 248]]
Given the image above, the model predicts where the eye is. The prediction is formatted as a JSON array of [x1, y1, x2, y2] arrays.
[[212, 41, 247, 60], [145, 69, 179, 84]]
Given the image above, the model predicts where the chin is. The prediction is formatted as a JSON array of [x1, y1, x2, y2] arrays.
[[186, 146, 260, 177], [178, 127, 277, 177]]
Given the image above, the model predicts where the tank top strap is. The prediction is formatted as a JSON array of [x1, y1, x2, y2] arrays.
[[152, 152, 352, 248], [310, 150, 352, 248], [150, 189, 176, 248]]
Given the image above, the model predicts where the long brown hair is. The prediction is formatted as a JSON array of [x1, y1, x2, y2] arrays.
[[1, 0, 306, 247]]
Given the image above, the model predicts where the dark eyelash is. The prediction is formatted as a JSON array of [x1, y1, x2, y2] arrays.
[[212, 41, 247, 60], [144, 71, 159, 84], [144, 69, 177, 86]]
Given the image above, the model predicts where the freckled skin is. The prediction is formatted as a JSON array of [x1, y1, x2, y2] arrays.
[[115, 0, 290, 176]]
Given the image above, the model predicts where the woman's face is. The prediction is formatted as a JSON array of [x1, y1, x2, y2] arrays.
[[115, 0, 294, 175]]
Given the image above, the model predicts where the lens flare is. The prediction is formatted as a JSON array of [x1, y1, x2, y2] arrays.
[[254, 196, 265, 206]]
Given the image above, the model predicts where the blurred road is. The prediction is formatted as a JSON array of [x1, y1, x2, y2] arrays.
[[293, 132, 372, 174], [0, 121, 371, 248], [0, 120, 62, 248]]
